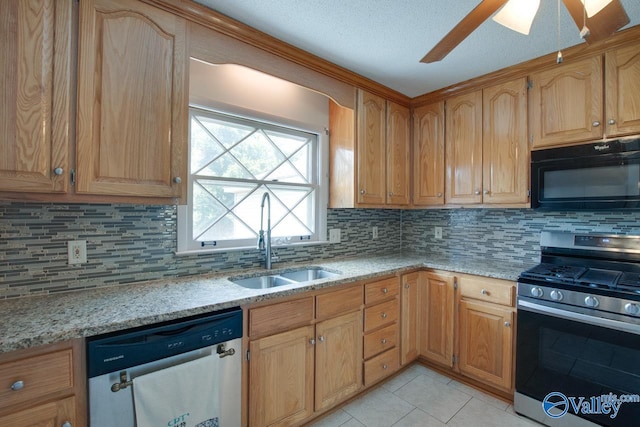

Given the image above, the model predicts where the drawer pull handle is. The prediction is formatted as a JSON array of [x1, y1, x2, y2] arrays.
[[504, 321, 511, 327], [309, 338, 316, 345], [382, 364, 388, 370], [10, 380, 24, 391], [62, 422, 72, 427], [381, 338, 387, 344], [481, 289, 489, 295], [318, 335, 325, 343], [381, 312, 388, 319], [382, 287, 388, 294]]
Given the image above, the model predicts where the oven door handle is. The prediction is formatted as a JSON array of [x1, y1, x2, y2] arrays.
[[518, 299, 640, 336]]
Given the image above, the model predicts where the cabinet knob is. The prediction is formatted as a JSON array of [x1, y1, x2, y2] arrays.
[[481, 289, 489, 295], [388, 192, 394, 196], [483, 190, 490, 195], [173, 177, 182, 184], [360, 189, 366, 195], [381, 312, 387, 319], [381, 338, 387, 344], [10, 380, 24, 391], [474, 190, 481, 195], [53, 167, 64, 176], [504, 321, 511, 327], [382, 287, 388, 294], [309, 338, 316, 345], [608, 119, 616, 125], [437, 192, 442, 197], [61, 422, 72, 427], [382, 364, 388, 370], [592, 121, 601, 127], [404, 283, 410, 289], [318, 335, 325, 343]]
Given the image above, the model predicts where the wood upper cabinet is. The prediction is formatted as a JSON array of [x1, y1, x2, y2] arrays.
[[605, 43, 640, 137], [445, 90, 483, 204], [76, 0, 188, 200], [0, 0, 72, 194], [419, 272, 455, 368], [249, 325, 315, 427], [482, 78, 528, 204], [413, 102, 445, 206], [386, 102, 411, 205], [530, 56, 603, 149], [355, 90, 410, 207], [400, 272, 420, 365], [357, 91, 387, 205]]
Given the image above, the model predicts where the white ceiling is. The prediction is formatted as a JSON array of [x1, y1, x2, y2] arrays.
[[193, 0, 640, 98]]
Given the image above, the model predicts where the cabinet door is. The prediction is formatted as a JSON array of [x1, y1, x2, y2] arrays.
[[605, 43, 640, 137], [315, 311, 362, 411], [413, 102, 445, 206], [530, 56, 603, 148], [0, 0, 72, 193], [445, 90, 483, 204], [458, 299, 514, 391], [357, 91, 386, 205], [76, 0, 187, 199], [386, 102, 410, 205], [0, 396, 75, 427], [482, 78, 529, 205], [249, 325, 315, 427], [401, 272, 420, 365], [419, 272, 454, 367]]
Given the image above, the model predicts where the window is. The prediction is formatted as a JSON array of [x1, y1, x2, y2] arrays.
[[178, 107, 325, 252]]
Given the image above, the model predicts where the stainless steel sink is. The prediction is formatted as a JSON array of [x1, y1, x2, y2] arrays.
[[280, 268, 340, 282], [230, 267, 341, 289]]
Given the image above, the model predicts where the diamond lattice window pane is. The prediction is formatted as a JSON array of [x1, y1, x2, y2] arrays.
[[192, 182, 228, 239], [197, 115, 255, 149], [289, 145, 312, 181], [265, 161, 307, 184], [272, 214, 312, 237], [264, 130, 309, 157], [198, 215, 255, 241], [198, 153, 253, 179], [230, 131, 285, 180], [190, 117, 225, 173]]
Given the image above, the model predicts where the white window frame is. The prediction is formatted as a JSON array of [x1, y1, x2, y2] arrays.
[[177, 106, 328, 254]]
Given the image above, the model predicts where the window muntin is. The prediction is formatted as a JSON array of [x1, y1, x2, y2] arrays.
[[184, 107, 321, 250]]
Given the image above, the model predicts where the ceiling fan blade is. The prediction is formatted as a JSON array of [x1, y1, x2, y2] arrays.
[[562, 0, 629, 44], [421, 0, 509, 63]]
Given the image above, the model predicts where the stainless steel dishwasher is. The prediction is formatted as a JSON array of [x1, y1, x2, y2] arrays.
[[87, 307, 242, 427]]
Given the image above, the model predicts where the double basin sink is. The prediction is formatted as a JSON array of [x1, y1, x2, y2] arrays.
[[230, 267, 340, 289]]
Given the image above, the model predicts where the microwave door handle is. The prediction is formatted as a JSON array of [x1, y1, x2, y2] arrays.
[[518, 299, 640, 336]]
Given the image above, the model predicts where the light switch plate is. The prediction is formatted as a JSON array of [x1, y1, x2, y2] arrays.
[[68, 240, 87, 264], [434, 227, 443, 239], [329, 229, 341, 243]]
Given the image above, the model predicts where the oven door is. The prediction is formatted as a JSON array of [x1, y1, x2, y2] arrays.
[[515, 297, 640, 427]]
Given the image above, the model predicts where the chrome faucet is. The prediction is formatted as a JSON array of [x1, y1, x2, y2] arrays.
[[257, 192, 272, 269]]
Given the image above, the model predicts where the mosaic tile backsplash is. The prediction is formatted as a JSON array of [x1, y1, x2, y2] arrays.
[[2, 201, 640, 299], [0, 203, 400, 298]]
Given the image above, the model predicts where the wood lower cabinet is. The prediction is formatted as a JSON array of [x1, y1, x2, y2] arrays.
[[76, 0, 187, 200], [400, 272, 420, 365], [0, 340, 85, 426], [247, 284, 363, 427], [249, 325, 315, 427], [419, 272, 455, 367], [0, 0, 72, 194]]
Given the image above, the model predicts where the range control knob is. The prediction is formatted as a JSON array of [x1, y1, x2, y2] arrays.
[[530, 287, 544, 298], [625, 303, 640, 316], [550, 290, 564, 301], [584, 296, 600, 308]]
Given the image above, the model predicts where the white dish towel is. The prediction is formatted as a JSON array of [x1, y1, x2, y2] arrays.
[[133, 355, 221, 427]]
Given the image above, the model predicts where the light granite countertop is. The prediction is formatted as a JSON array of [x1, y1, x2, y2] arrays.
[[0, 253, 534, 354]]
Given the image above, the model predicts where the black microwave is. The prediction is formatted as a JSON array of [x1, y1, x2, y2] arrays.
[[531, 137, 640, 210]]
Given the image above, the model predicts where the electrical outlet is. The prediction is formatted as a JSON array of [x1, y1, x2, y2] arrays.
[[68, 240, 87, 264], [329, 228, 341, 243], [372, 226, 378, 239], [434, 227, 443, 239]]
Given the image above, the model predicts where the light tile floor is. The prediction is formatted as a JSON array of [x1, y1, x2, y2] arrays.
[[309, 364, 545, 427]]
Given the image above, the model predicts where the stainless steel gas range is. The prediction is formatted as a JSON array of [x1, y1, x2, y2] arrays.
[[515, 231, 640, 427]]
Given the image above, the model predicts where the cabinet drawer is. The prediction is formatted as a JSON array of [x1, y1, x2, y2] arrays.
[[249, 297, 314, 337], [459, 275, 515, 307], [364, 323, 398, 359], [364, 348, 399, 386], [316, 285, 363, 320], [364, 298, 399, 332], [0, 349, 74, 411], [364, 277, 399, 305]]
